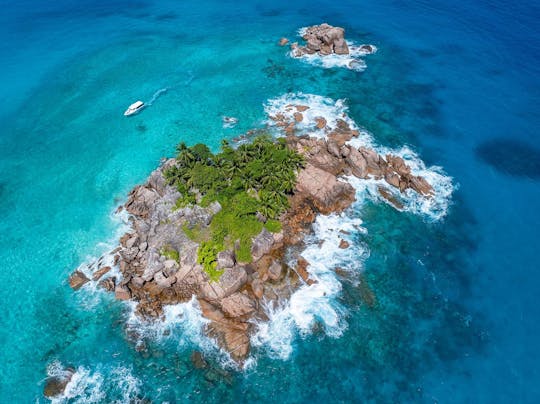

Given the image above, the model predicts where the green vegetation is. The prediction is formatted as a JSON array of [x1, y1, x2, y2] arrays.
[[197, 241, 224, 282], [160, 245, 180, 263], [164, 135, 304, 278], [264, 219, 282, 233]]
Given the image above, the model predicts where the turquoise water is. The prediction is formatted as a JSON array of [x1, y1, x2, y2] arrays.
[[1, 0, 539, 401]]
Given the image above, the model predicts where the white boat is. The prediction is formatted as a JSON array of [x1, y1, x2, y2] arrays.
[[124, 100, 145, 116]]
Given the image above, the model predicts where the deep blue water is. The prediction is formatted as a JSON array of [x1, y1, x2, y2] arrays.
[[0, 0, 539, 402]]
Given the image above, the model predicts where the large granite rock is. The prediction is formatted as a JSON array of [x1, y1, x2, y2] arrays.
[[346, 147, 368, 178], [68, 271, 89, 291], [292, 23, 350, 57], [221, 292, 256, 318], [267, 260, 283, 281], [251, 228, 274, 261], [296, 163, 356, 214], [217, 250, 235, 269], [200, 266, 248, 301], [125, 185, 159, 218], [43, 367, 75, 398], [198, 299, 251, 363]]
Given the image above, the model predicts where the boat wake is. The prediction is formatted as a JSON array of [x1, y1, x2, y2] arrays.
[[145, 88, 168, 106]]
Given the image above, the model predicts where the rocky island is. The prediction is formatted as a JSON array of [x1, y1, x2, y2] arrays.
[[288, 23, 377, 58], [69, 101, 435, 365]]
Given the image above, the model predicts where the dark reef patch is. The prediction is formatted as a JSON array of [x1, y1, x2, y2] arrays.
[[136, 123, 148, 133], [475, 138, 540, 178], [154, 12, 178, 21], [259, 9, 282, 17]]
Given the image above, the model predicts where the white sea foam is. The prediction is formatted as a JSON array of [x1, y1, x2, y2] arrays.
[[344, 145, 455, 221], [146, 88, 168, 106], [47, 363, 141, 404], [72, 207, 131, 309], [265, 93, 454, 220], [109, 366, 143, 403], [125, 296, 212, 348], [122, 296, 241, 367], [264, 92, 374, 146], [290, 27, 377, 71], [252, 212, 368, 360]]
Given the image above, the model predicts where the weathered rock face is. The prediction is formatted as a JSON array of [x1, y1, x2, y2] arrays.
[[198, 298, 252, 363], [291, 23, 350, 57], [217, 250, 235, 269], [267, 260, 283, 281], [68, 271, 89, 290], [124, 185, 159, 219], [98, 276, 116, 292], [296, 163, 356, 214], [251, 228, 275, 261], [43, 367, 75, 398], [92, 266, 111, 281], [221, 292, 256, 318], [200, 266, 247, 302]]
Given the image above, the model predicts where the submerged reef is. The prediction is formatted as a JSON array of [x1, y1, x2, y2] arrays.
[[475, 138, 540, 178], [68, 96, 442, 366]]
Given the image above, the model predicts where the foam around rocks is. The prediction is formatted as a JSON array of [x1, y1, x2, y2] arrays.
[[290, 26, 377, 71]]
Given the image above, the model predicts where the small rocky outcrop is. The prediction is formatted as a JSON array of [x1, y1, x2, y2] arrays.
[[68, 271, 89, 290], [43, 367, 75, 398], [296, 163, 356, 214], [291, 23, 349, 57]]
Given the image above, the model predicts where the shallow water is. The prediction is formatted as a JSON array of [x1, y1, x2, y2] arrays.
[[1, 0, 539, 402]]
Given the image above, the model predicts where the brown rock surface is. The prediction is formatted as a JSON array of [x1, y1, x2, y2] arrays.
[[295, 257, 316, 285], [267, 260, 283, 281], [315, 117, 327, 129], [43, 368, 75, 398], [378, 186, 404, 210], [115, 285, 131, 300], [221, 292, 256, 318], [293, 23, 349, 57], [92, 266, 111, 281], [339, 239, 350, 249], [251, 278, 264, 299], [98, 276, 116, 292], [295, 163, 356, 214], [68, 271, 89, 290]]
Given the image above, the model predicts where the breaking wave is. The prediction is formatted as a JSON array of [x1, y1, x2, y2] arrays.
[[124, 296, 213, 350], [46, 361, 141, 403], [252, 213, 368, 359]]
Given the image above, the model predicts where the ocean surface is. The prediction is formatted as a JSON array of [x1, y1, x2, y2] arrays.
[[1, 0, 539, 402]]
